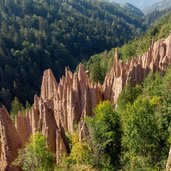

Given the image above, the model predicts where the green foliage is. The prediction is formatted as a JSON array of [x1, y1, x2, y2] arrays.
[[46, 68, 171, 170], [143, 72, 162, 97], [144, 7, 171, 26], [84, 49, 115, 83], [117, 84, 142, 111], [56, 161, 95, 171], [121, 97, 164, 168], [57, 101, 122, 170], [69, 132, 92, 165], [116, 69, 171, 170], [10, 96, 24, 118], [87, 101, 122, 170], [56, 131, 95, 171], [89, 60, 107, 84], [10, 97, 31, 119], [13, 132, 55, 171], [55, 68, 171, 171], [0, 0, 145, 109]]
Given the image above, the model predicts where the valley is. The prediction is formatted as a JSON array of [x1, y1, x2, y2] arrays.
[[1, 0, 171, 170]]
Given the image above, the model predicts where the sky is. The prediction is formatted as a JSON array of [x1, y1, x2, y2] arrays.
[[111, 0, 161, 10]]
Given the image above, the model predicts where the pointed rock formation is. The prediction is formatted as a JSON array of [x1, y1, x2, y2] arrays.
[[41, 69, 58, 100], [15, 112, 30, 146], [0, 107, 21, 171], [103, 34, 171, 103]]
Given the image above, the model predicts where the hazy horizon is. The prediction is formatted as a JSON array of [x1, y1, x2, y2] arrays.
[[110, 0, 161, 9]]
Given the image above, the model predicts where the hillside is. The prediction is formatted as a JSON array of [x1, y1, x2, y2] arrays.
[[85, 12, 171, 83], [0, 0, 146, 109], [113, 2, 144, 17], [122, 3, 144, 17], [144, 7, 171, 26]]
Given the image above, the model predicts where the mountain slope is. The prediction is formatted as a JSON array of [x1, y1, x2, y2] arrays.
[[122, 3, 144, 17], [85, 12, 171, 83], [144, 7, 171, 26], [0, 0, 146, 109]]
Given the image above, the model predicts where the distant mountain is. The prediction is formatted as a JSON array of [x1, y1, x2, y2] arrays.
[[123, 3, 144, 17], [109, 0, 160, 10], [144, 0, 171, 14], [0, 0, 146, 109], [109, 1, 144, 17]]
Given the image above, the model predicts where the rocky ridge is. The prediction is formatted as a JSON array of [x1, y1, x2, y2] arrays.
[[1, 33, 171, 170]]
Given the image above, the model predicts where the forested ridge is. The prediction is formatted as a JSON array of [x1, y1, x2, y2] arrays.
[[86, 11, 171, 84], [0, 0, 146, 109]]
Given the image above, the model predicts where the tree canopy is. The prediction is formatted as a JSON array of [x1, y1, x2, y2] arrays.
[[0, 0, 146, 109], [13, 132, 55, 171]]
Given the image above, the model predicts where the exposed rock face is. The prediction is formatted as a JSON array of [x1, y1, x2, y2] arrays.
[[1, 34, 171, 168], [0, 107, 21, 171], [51, 65, 103, 132], [79, 121, 89, 141], [15, 112, 30, 146], [103, 35, 171, 103], [166, 147, 171, 171]]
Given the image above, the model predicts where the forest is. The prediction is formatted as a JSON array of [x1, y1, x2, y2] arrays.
[[0, 0, 146, 109]]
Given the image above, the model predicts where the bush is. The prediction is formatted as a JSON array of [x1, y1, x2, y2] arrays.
[[121, 96, 166, 169], [87, 101, 122, 170], [13, 132, 55, 171], [56, 131, 95, 171]]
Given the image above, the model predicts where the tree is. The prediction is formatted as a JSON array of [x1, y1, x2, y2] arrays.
[[10, 96, 24, 118], [69, 132, 93, 165], [13, 132, 55, 171], [87, 101, 122, 170], [56, 131, 95, 171], [117, 84, 142, 112], [121, 96, 165, 170], [90, 61, 105, 84]]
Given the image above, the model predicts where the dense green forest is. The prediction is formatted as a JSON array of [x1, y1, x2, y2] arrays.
[[86, 11, 171, 84], [0, 0, 146, 109]]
